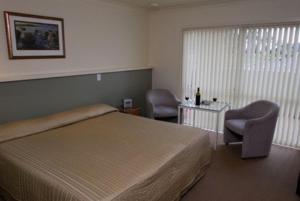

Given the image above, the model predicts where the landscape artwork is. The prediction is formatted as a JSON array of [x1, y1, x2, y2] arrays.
[[4, 11, 65, 59], [14, 21, 60, 50]]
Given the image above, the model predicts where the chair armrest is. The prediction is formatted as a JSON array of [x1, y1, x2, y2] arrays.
[[243, 112, 278, 144], [146, 102, 155, 119], [225, 108, 245, 120], [245, 111, 278, 128], [176, 98, 181, 105]]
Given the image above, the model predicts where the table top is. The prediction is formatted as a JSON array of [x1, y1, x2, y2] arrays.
[[179, 101, 230, 112]]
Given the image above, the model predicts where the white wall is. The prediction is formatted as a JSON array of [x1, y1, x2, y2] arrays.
[[148, 0, 300, 98], [0, 0, 148, 81]]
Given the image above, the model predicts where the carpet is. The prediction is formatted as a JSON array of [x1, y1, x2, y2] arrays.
[[182, 133, 300, 201]]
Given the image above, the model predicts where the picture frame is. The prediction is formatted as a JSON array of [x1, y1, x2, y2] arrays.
[[4, 11, 66, 59]]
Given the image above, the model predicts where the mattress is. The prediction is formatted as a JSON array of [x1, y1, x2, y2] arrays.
[[0, 104, 211, 201]]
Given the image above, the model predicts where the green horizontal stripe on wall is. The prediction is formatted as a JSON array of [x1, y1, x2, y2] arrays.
[[0, 69, 152, 124]]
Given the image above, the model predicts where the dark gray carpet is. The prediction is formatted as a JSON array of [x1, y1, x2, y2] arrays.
[[182, 133, 300, 201]]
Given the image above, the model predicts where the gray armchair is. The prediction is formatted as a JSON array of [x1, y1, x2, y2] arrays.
[[146, 89, 180, 121], [224, 100, 279, 158]]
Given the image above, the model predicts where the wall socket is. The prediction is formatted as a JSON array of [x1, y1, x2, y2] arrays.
[[96, 73, 101, 81]]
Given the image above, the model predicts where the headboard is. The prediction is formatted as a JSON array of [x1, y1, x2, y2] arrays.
[[0, 69, 152, 124]]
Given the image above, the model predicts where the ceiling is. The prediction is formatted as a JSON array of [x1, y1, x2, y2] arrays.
[[113, 0, 243, 8]]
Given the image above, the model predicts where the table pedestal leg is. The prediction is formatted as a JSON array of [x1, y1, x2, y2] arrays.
[[193, 110, 196, 127], [215, 113, 220, 150], [178, 107, 183, 124]]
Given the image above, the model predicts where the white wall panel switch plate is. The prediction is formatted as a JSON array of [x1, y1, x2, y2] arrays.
[[96, 73, 101, 81]]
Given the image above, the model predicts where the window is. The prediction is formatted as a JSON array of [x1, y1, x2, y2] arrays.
[[182, 24, 300, 149]]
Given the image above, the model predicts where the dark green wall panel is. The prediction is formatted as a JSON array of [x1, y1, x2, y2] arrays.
[[0, 69, 152, 124]]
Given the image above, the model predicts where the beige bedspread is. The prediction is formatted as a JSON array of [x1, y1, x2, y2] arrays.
[[0, 104, 211, 201]]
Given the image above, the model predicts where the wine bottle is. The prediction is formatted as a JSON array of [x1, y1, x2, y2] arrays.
[[195, 88, 201, 106]]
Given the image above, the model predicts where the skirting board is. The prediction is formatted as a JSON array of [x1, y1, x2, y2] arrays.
[[0, 67, 152, 82]]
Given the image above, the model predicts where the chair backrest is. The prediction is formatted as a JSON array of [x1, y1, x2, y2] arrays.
[[146, 89, 178, 107], [243, 100, 280, 119]]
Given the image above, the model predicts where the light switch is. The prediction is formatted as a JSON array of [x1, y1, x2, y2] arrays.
[[96, 73, 101, 81]]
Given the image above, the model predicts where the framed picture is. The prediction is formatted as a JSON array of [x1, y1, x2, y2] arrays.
[[4, 11, 66, 59]]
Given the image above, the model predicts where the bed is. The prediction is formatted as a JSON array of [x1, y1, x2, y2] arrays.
[[0, 104, 211, 201]]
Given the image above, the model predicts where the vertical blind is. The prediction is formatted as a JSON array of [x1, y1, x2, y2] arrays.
[[182, 24, 300, 149]]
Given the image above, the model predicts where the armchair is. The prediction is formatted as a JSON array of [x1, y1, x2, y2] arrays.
[[224, 100, 279, 158], [146, 89, 180, 121]]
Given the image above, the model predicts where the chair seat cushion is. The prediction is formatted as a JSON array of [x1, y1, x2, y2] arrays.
[[153, 106, 177, 118], [225, 119, 247, 135]]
